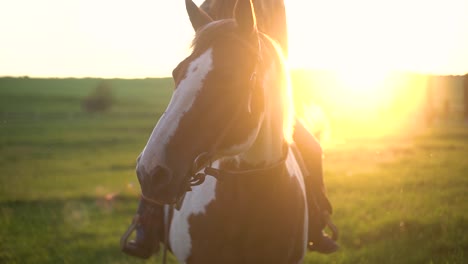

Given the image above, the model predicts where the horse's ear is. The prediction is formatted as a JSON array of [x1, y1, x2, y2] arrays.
[[234, 0, 257, 35], [185, 0, 213, 31]]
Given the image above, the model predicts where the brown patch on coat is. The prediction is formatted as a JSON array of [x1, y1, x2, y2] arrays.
[[186, 158, 306, 263]]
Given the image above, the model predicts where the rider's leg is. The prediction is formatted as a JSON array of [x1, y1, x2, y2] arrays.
[[293, 120, 338, 254]]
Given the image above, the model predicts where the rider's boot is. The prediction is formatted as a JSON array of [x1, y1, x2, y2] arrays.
[[307, 207, 339, 254], [293, 121, 339, 254], [121, 198, 164, 259]]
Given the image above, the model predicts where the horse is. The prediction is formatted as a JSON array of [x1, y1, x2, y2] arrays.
[[127, 0, 308, 262]]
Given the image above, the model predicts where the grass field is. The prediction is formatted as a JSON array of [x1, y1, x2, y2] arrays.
[[0, 77, 467, 263]]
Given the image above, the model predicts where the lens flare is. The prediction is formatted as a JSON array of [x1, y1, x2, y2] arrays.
[[293, 69, 430, 142]]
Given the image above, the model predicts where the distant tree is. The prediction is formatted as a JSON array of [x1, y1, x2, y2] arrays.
[[82, 81, 114, 113]]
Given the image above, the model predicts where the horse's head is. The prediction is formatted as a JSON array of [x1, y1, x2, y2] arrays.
[[136, 0, 267, 204]]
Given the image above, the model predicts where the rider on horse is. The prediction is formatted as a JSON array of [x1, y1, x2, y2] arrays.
[[122, 0, 338, 259]]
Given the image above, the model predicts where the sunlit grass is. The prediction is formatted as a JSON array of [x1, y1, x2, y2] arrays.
[[306, 125, 468, 264], [0, 77, 467, 263]]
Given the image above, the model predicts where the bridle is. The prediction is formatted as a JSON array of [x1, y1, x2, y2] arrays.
[[141, 32, 271, 209], [139, 57, 290, 209], [123, 31, 290, 263], [139, 63, 263, 209]]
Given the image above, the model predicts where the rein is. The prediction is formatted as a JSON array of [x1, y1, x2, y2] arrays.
[[189, 143, 289, 186]]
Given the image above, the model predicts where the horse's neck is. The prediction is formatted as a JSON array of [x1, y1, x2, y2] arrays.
[[236, 61, 285, 167], [237, 114, 284, 167]]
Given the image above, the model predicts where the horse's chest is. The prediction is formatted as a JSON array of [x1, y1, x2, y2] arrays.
[[169, 163, 307, 264], [169, 175, 217, 262]]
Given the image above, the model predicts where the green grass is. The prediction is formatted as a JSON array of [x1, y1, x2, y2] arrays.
[[0, 78, 467, 263], [306, 126, 468, 264]]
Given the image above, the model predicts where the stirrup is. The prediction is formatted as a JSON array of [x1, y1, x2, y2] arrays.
[[120, 214, 139, 251], [120, 213, 160, 259], [323, 211, 338, 241], [121, 198, 163, 259]]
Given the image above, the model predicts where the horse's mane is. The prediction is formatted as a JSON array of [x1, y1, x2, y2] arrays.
[[262, 33, 294, 144]]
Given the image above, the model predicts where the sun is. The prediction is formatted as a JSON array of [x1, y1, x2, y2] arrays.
[[335, 67, 388, 95], [290, 62, 430, 139], [333, 66, 391, 110]]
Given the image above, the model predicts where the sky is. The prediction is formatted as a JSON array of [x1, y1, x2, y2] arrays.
[[1, 0, 468, 78]]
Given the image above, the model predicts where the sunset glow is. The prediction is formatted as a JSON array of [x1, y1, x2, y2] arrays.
[[334, 67, 390, 109], [1, 0, 467, 139], [292, 67, 433, 140], [1, 0, 467, 78], [283, 0, 468, 139]]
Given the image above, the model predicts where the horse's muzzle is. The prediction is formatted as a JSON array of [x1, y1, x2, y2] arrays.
[[136, 164, 181, 204], [120, 198, 164, 259], [137, 164, 173, 190]]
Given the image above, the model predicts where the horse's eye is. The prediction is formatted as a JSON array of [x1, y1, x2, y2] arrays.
[[172, 64, 181, 80], [172, 56, 192, 81]]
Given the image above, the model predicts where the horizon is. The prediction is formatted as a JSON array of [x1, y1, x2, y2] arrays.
[[1, 67, 467, 80], [1, 0, 468, 78]]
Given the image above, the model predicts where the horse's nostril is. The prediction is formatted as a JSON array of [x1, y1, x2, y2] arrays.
[[136, 164, 173, 189], [151, 165, 173, 186]]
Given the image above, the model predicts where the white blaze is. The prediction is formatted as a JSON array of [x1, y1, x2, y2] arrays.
[[138, 48, 214, 176]]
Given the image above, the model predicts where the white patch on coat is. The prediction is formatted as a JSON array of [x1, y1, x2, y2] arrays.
[[138, 48, 214, 177], [168, 161, 218, 262]]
